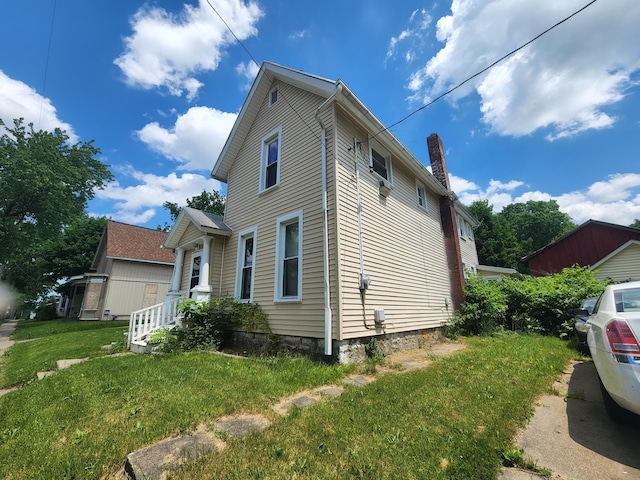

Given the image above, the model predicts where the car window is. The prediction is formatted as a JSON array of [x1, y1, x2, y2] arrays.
[[581, 298, 597, 314], [592, 295, 603, 315], [614, 287, 640, 313]]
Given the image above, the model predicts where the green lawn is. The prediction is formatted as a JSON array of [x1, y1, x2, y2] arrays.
[[0, 321, 574, 480]]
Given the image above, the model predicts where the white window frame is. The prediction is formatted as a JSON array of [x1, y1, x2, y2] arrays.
[[369, 138, 393, 183], [274, 210, 303, 302], [235, 227, 257, 303], [415, 181, 428, 211], [259, 127, 282, 193], [269, 87, 278, 106]]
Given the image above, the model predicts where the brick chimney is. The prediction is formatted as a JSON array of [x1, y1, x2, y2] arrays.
[[427, 133, 465, 311]]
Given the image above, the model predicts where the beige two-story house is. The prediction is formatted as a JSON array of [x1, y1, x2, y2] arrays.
[[131, 62, 479, 362]]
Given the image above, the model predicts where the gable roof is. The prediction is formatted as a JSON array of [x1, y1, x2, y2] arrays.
[[210, 61, 453, 203], [523, 219, 640, 262], [590, 239, 640, 270], [92, 220, 175, 267], [163, 207, 232, 249]]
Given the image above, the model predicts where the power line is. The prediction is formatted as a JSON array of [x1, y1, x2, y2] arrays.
[[373, 0, 598, 139], [205, 0, 323, 145], [39, 0, 57, 130]]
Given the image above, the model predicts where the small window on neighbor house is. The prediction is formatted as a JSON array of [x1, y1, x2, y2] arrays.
[[275, 210, 303, 302], [416, 182, 427, 210], [270, 88, 278, 106], [260, 128, 281, 192]]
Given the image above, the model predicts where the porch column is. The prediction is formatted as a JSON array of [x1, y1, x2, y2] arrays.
[[199, 236, 212, 288], [166, 247, 185, 304], [170, 248, 184, 291]]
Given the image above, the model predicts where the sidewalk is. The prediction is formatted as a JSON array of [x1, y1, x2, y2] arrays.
[[0, 319, 18, 396]]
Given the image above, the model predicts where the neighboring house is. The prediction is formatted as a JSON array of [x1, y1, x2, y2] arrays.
[[523, 219, 640, 282], [59, 220, 175, 320], [131, 62, 480, 362], [476, 265, 518, 281]]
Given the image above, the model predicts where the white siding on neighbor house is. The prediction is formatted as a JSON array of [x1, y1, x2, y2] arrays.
[[103, 260, 173, 317], [334, 109, 453, 340], [220, 80, 332, 338], [593, 243, 640, 282]]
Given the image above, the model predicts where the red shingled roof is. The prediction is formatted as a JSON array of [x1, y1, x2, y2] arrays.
[[104, 220, 175, 264]]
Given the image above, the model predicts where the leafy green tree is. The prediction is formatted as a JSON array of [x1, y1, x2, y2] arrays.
[[0, 118, 113, 299], [468, 200, 520, 269], [160, 190, 225, 229], [630, 219, 640, 229], [499, 200, 575, 256], [39, 215, 107, 285]]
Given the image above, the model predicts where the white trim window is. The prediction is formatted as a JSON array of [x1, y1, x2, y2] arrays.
[[369, 139, 392, 182], [259, 127, 281, 193], [456, 213, 475, 240], [269, 87, 278, 106], [235, 227, 257, 302], [416, 181, 427, 210], [275, 210, 303, 302]]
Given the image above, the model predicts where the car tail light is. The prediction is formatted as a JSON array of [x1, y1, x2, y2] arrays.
[[606, 319, 640, 354]]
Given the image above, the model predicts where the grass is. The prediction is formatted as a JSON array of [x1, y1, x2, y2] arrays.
[[173, 334, 573, 480], [10, 318, 129, 340], [0, 324, 129, 387], [0, 321, 575, 480]]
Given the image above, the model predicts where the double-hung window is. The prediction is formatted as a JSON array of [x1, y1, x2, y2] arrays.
[[235, 227, 257, 302], [416, 181, 427, 210], [260, 127, 281, 192], [275, 210, 303, 302], [369, 139, 392, 182]]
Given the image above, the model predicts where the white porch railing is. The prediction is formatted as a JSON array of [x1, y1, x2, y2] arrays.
[[127, 297, 183, 346]]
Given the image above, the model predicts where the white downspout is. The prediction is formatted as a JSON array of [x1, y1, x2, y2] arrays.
[[314, 82, 343, 357]]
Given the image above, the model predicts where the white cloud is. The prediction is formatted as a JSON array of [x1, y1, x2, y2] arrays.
[[235, 61, 260, 90], [288, 30, 308, 39], [0, 70, 77, 142], [386, 8, 432, 63], [136, 106, 237, 171], [454, 171, 640, 225], [95, 166, 223, 224], [114, 0, 263, 100], [408, 0, 640, 139]]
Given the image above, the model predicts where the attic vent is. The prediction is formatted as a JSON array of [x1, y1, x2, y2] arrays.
[[270, 88, 278, 106]]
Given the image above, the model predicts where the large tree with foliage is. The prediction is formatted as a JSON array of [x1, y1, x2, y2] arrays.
[[630, 219, 640, 229], [0, 119, 113, 299], [468, 199, 576, 272], [161, 189, 225, 228]]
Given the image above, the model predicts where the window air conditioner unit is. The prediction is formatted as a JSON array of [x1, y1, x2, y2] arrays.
[[379, 179, 392, 197]]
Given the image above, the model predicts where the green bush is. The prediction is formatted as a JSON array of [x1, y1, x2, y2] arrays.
[[454, 266, 606, 338], [175, 297, 270, 352]]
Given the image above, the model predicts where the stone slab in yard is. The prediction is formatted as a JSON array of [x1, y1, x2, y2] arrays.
[[213, 414, 271, 438], [125, 431, 223, 480], [343, 374, 375, 386], [37, 371, 55, 380], [56, 358, 87, 370], [315, 386, 344, 397]]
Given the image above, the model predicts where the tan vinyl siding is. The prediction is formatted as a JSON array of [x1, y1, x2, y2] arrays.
[[103, 260, 173, 316], [221, 80, 330, 338], [459, 233, 479, 271], [593, 243, 640, 282], [334, 109, 452, 339]]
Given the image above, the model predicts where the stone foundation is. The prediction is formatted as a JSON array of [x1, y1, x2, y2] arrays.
[[230, 328, 442, 364]]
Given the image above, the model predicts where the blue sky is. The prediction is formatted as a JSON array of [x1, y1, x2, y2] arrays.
[[1, 0, 639, 229]]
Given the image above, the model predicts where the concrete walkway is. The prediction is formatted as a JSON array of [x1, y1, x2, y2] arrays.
[[501, 361, 640, 480], [0, 319, 18, 397]]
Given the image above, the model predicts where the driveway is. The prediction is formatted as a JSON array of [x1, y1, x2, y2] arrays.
[[512, 361, 640, 480]]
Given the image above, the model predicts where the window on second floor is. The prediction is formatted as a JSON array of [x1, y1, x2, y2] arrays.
[[416, 181, 427, 210], [369, 139, 392, 182], [260, 127, 281, 193]]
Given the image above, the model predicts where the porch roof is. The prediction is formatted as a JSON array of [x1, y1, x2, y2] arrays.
[[163, 207, 232, 250]]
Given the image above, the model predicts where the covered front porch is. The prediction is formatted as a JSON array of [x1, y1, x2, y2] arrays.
[[127, 207, 232, 351]]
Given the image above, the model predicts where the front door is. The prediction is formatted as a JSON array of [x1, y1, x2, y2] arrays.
[[189, 253, 202, 298]]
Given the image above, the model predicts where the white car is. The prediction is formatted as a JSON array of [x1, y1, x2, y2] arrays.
[[587, 281, 640, 420]]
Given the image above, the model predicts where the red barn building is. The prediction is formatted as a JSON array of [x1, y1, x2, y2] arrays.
[[524, 220, 640, 280]]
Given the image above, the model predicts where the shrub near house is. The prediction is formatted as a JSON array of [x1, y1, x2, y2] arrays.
[[453, 266, 606, 338]]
